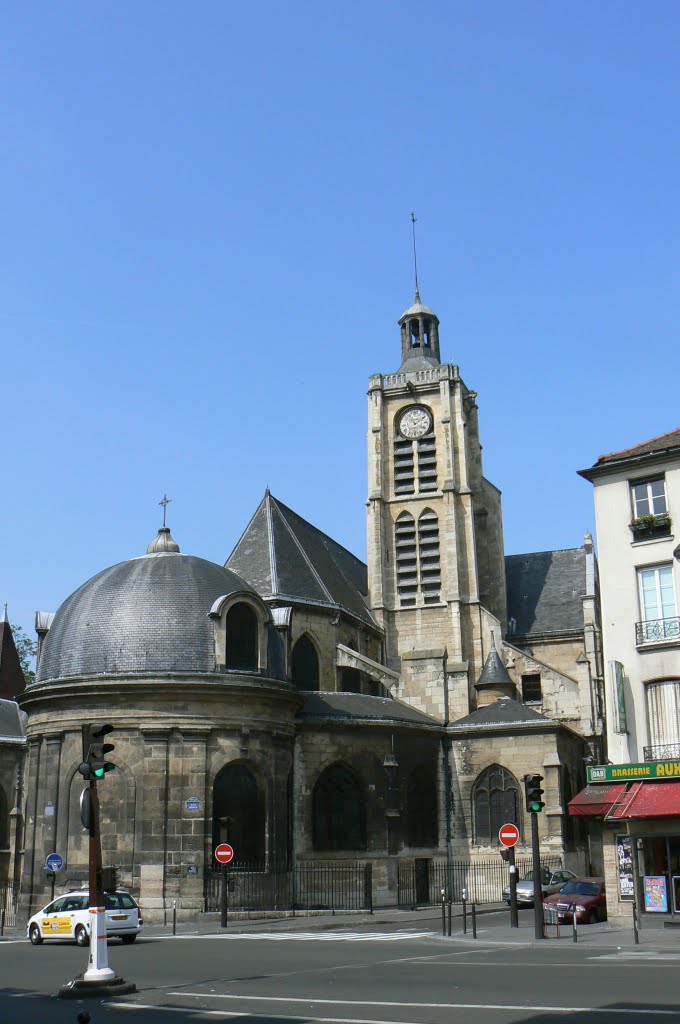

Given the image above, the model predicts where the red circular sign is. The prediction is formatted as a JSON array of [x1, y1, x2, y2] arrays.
[[498, 823, 520, 848], [214, 843, 234, 864]]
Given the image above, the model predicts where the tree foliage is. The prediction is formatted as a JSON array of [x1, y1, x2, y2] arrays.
[[11, 623, 36, 685]]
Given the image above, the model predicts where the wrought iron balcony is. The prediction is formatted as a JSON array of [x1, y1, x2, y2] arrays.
[[644, 742, 680, 762], [636, 616, 680, 645]]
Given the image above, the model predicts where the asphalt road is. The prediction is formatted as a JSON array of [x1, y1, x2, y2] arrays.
[[2, 926, 680, 1024]]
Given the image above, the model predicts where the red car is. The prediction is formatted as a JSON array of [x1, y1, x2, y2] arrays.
[[543, 877, 607, 924]]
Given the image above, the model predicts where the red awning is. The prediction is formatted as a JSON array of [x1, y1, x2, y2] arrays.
[[568, 783, 628, 817], [610, 782, 680, 819]]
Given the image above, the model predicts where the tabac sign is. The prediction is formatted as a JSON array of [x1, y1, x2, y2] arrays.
[[587, 761, 680, 783]]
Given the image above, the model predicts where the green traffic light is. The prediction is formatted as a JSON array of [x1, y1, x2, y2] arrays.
[[93, 762, 116, 777]]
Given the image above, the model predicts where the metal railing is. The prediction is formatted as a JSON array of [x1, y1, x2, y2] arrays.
[[205, 861, 373, 913], [636, 617, 680, 645], [397, 856, 563, 907], [0, 885, 20, 931], [644, 742, 680, 761]]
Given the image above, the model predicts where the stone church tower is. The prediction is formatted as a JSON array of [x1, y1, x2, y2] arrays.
[[367, 289, 507, 722]]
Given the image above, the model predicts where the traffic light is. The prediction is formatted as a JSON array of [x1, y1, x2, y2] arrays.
[[524, 773, 545, 813], [78, 723, 116, 779], [102, 866, 118, 892]]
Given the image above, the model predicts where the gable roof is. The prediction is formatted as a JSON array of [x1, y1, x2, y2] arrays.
[[226, 492, 378, 630], [298, 692, 440, 729], [579, 428, 680, 479], [505, 547, 586, 638]]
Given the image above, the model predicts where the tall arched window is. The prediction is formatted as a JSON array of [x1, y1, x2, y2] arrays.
[[225, 603, 258, 671], [212, 763, 265, 865], [291, 635, 319, 690], [313, 764, 366, 851], [472, 765, 521, 844], [395, 513, 417, 607], [407, 766, 438, 847], [418, 509, 440, 604]]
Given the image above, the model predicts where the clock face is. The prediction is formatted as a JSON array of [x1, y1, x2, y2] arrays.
[[398, 406, 432, 439]]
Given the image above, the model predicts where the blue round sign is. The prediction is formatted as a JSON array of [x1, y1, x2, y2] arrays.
[[45, 853, 63, 872]]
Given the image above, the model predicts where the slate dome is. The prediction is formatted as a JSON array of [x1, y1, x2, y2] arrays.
[[35, 532, 259, 683]]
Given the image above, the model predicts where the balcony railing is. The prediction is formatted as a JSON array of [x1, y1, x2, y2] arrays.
[[643, 743, 680, 762], [636, 616, 680, 645]]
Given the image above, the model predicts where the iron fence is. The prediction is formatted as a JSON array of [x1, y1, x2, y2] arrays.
[[397, 856, 564, 907], [205, 861, 373, 913], [0, 885, 20, 931]]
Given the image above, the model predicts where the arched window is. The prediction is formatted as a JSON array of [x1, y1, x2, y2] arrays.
[[313, 764, 366, 851], [225, 603, 258, 671], [212, 763, 265, 865], [291, 635, 319, 691], [407, 766, 438, 847], [472, 765, 521, 844], [418, 510, 440, 603], [395, 513, 417, 606]]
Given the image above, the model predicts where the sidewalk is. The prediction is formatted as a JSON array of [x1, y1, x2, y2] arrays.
[[3, 902, 678, 950]]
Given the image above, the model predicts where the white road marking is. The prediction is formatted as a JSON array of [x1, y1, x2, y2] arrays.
[[165, 930, 435, 942], [590, 952, 680, 961]]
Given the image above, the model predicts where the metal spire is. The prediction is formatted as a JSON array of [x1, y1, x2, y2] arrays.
[[411, 211, 421, 303], [159, 494, 172, 528]]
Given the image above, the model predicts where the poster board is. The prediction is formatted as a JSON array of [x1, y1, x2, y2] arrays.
[[616, 835, 634, 901], [643, 875, 668, 913]]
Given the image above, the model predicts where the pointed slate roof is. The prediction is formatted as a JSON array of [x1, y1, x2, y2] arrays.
[[579, 428, 680, 479], [0, 617, 27, 701], [226, 493, 378, 630], [475, 638, 514, 693]]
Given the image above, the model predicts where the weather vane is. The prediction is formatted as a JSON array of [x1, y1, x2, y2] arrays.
[[411, 211, 420, 301], [159, 494, 172, 528]]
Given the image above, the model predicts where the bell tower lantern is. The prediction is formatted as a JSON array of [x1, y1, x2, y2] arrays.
[[398, 289, 441, 368]]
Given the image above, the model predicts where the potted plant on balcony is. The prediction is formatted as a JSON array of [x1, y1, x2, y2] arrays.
[[630, 513, 672, 539]]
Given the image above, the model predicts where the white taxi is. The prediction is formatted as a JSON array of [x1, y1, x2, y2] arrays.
[[27, 889, 143, 946]]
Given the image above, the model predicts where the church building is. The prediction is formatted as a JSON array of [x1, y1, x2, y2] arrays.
[[14, 288, 605, 919]]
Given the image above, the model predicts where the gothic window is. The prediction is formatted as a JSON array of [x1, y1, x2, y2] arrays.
[[212, 763, 265, 865], [225, 602, 258, 671], [472, 765, 521, 844], [418, 510, 441, 604], [291, 635, 319, 691], [312, 764, 366, 851], [395, 513, 417, 607], [407, 766, 438, 847], [0, 783, 8, 848], [393, 427, 437, 497]]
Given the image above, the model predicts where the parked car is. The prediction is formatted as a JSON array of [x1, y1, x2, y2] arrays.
[[27, 889, 143, 946], [543, 878, 607, 924], [502, 867, 577, 906]]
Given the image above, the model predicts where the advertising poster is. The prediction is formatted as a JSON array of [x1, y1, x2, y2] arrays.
[[616, 834, 634, 901], [643, 875, 668, 913]]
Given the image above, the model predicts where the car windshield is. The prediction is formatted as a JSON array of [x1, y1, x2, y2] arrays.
[[520, 870, 550, 883], [559, 882, 601, 896]]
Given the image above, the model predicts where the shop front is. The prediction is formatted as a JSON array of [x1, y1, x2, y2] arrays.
[[569, 761, 680, 926]]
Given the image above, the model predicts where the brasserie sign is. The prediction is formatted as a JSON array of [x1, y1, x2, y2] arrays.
[[587, 761, 680, 783]]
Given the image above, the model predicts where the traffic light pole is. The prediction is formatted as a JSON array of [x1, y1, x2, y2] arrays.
[[531, 811, 544, 940], [84, 779, 115, 982]]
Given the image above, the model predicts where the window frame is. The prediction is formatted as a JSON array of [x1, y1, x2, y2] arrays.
[[631, 477, 668, 520]]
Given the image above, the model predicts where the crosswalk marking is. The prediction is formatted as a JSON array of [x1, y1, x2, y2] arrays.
[[590, 952, 680, 961], [170, 929, 435, 942]]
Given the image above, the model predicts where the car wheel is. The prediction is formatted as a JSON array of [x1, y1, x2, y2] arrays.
[[75, 925, 89, 947], [587, 911, 598, 925], [120, 934, 136, 944], [29, 924, 43, 945]]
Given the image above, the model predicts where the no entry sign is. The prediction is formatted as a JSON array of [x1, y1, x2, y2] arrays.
[[498, 823, 520, 848], [214, 843, 235, 865]]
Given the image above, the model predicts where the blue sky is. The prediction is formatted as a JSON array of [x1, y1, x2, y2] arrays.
[[2, 2, 680, 643]]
